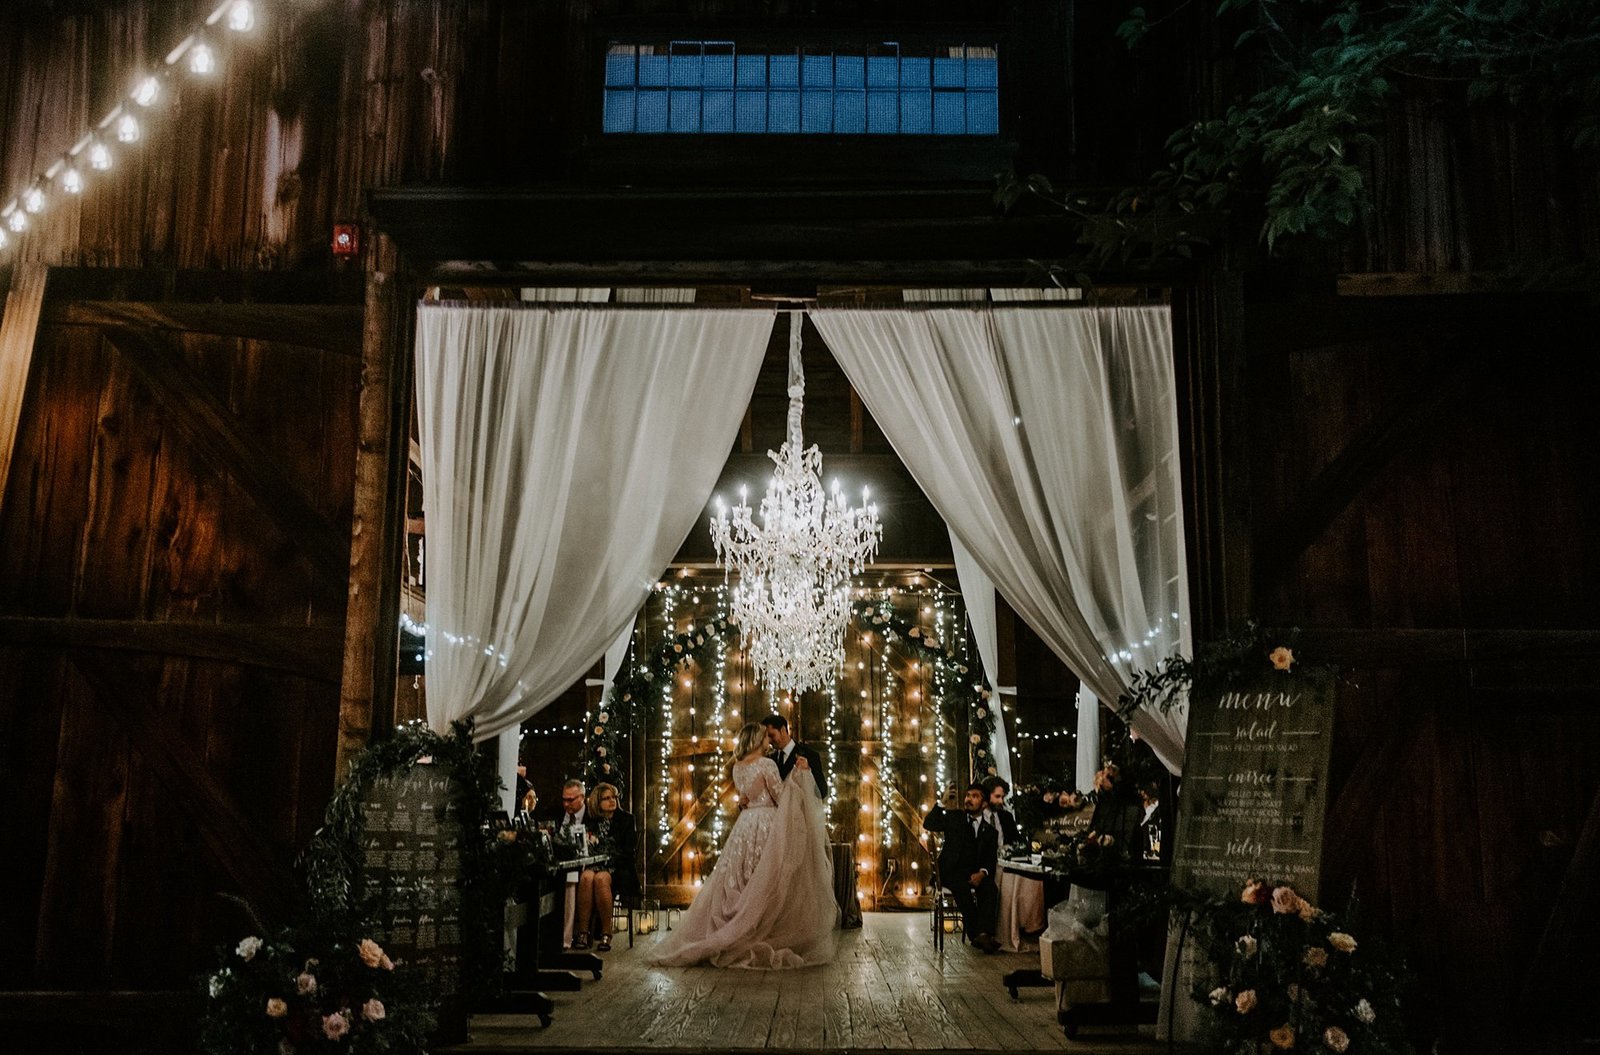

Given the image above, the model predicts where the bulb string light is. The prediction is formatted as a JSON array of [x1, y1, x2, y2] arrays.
[[0, 1, 258, 259]]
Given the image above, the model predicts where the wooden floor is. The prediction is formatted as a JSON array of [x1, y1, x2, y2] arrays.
[[451, 912, 1159, 1054]]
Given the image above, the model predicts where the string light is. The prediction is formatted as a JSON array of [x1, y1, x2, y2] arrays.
[[0, 0, 256, 260]]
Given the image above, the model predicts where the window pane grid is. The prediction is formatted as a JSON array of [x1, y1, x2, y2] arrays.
[[603, 41, 999, 135]]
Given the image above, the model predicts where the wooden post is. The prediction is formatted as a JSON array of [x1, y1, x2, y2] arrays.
[[0, 264, 48, 517], [334, 271, 414, 782]]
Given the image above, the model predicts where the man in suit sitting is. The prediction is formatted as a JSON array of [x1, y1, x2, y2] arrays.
[[761, 714, 826, 798], [924, 782, 1002, 953], [982, 776, 1021, 846]]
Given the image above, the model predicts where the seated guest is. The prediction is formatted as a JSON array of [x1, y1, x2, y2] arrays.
[[923, 783, 1002, 953], [573, 782, 637, 953], [982, 776, 1021, 846], [555, 779, 587, 949]]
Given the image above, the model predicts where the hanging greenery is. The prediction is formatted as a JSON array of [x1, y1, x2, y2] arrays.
[[582, 598, 998, 789], [1000, 0, 1600, 265]]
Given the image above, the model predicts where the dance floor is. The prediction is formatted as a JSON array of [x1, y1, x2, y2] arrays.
[[448, 911, 1160, 1054]]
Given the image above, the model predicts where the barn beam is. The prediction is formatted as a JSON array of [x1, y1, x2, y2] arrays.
[[0, 264, 49, 518], [66, 655, 296, 920], [0, 617, 340, 683], [45, 301, 362, 356], [334, 270, 413, 781], [100, 325, 349, 585]]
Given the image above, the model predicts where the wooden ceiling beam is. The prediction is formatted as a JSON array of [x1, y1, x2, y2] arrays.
[[100, 326, 349, 586], [45, 301, 363, 356]]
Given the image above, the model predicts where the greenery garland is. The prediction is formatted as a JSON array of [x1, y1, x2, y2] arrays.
[[582, 599, 999, 791]]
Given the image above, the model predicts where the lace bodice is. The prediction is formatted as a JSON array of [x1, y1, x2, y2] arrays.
[[733, 756, 783, 808]]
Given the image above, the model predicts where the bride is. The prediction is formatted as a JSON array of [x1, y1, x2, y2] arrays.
[[647, 721, 837, 968]]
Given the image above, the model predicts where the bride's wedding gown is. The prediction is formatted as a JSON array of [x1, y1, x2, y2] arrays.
[[647, 755, 837, 968]]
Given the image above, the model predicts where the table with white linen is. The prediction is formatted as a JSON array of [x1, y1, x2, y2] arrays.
[[996, 858, 1050, 952]]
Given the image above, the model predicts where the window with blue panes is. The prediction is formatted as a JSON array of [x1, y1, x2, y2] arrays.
[[604, 41, 999, 135]]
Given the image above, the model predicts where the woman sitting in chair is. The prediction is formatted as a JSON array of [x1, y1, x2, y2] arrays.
[[573, 782, 638, 952]]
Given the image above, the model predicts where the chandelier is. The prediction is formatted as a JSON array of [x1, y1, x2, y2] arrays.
[[711, 312, 882, 696]]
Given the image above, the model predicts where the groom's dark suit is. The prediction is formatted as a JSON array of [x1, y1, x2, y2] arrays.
[[774, 739, 827, 798], [923, 804, 1000, 945]]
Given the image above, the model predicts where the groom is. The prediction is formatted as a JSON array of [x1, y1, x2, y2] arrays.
[[761, 714, 827, 797]]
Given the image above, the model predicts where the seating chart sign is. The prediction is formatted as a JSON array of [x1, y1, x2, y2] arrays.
[[358, 761, 462, 995], [1172, 674, 1335, 901]]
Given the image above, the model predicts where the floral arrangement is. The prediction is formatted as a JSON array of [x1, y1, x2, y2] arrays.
[[201, 929, 433, 1055], [1182, 879, 1413, 1055]]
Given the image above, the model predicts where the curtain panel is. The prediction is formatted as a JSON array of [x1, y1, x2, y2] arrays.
[[415, 305, 775, 740], [812, 306, 1191, 772]]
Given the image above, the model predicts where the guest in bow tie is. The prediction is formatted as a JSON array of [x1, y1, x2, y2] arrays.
[[923, 782, 1002, 953]]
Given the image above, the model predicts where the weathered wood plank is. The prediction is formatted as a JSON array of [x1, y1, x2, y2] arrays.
[[0, 264, 48, 518], [65, 654, 296, 920], [0, 616, 340, 683], [99, 325, 348, 584], [44, 302, 363, 355]]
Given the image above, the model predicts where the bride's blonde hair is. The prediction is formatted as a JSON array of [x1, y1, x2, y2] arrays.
[[727, 721, 769, 781]]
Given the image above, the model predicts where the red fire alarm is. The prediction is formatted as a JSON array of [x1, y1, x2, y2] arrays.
[[332, 223, 361, 258]]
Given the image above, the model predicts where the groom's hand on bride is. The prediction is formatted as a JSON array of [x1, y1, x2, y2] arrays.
[[794, 757, 810, 771]]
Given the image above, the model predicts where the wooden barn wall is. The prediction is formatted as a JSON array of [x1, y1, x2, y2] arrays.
[[0, 315, 359, 988], [1238, 289, 1600, 1051]]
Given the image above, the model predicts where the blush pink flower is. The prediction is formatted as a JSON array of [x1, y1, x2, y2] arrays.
[[1234, 989, 1257, 1014], [357, 939, 386, 968], [1271, 885, 1305, 915], [362, 998, 386, 1022], [265, 998, 287, 1018], [1324, 1026, 1351, 1052], [295, 972, 317, 996], [322, 1011, 350, 1040]]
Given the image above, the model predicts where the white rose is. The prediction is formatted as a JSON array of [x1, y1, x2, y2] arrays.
[[236, 936, 263, 961]]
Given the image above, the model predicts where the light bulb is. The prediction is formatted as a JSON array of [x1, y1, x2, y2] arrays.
[[133, 76, 160, 107], [62, 167, 84, 195], [23, 187, 45, 213], [227, 0, 255, 32], [6, 211, 24, 233], [189, 42, 217, 75], [116, 114, 141, 143], [0, 228, 7, 250]]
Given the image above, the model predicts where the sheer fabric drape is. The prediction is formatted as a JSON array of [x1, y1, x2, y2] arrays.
[[951, 530, 1013, 784], [415, 305, 775, 740], [811, 306, 1191, 771]]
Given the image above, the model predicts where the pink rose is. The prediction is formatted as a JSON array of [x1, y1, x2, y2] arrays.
[[1234, 989, 1257, 1014], [1304, 946, 1329, 968], [322, 1011, 350, 1040], [358, 938, 385, 968], [1241, 880, 1268, 905], [1324, 1026, 1350, 1052], [1270, 1025, 1295, 1050], [362, 998, 386, 1022], [379, 953, 395, 971], [1328, 932, 1357, 953], [266, 998, 287, 1018], [1269, 646, 1295, 671], [296, 972, 317, 996], [1271, 885, 1304, 915]]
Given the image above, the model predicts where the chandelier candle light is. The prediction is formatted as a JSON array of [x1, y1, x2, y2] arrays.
[[711, 312, 882, 697]]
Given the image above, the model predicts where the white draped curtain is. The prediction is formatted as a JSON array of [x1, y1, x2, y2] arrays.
[[811, 306, 1191, 772], [415, 305, 776, 740], [951, 530, 1014, 785]]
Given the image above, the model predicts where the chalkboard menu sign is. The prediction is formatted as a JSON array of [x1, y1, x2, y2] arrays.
[[1172, 674, 1335, 901], [359, 762, 463, 996]]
